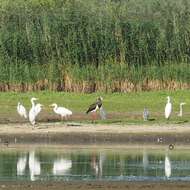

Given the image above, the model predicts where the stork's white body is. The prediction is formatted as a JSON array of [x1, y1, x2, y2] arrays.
[[17, 102, 27, 119], [165, 96, 172, 119]]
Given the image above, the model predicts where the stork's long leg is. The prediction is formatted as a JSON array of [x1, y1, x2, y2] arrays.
[[92, 112, 96, 123]]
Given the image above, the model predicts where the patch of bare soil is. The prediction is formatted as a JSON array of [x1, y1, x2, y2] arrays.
[[0, 123, 189, 145], [0, 182, 190, 190]]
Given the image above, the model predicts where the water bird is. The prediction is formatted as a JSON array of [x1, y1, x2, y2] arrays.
[[50, 103, 72, 120], [29, 97, 38, 126], [86, 96, 103, 121], [17, 102, 27, 119], [178, 102, 186, 117], [165, 96, 172, 119], [34, 103, 43, 116], [143, 108, 149, 121], [99, 107, 107, 120]]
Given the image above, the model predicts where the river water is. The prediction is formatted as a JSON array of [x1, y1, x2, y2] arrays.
[[0, 146, 190, 181]]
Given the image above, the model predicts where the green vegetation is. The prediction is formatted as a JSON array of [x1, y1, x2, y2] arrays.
[[1, 90, 190, 124], [0, 0, 190, 92]]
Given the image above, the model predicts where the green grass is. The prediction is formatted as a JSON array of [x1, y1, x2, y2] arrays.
[[1, 90, 190, 125]]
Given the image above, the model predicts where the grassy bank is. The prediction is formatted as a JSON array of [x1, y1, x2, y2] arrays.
[[1, 0, 190, 92], [0, 90, 190, 124]]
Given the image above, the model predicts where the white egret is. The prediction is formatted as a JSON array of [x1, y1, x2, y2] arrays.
[[34, 103, 43, 116], [50, 103, 72, 120], [165, 155, 171, 178], [178, 102, 186, 117], [17, 155, 27, 175], [17, 102, 27, 119], [165, 96, 172, 119], [29, 97, 38, 126], [53, 159, 72, 175], [29, 151, 41, 181]]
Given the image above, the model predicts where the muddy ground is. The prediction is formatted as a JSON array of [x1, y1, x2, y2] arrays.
[[0, 181, 190, 190], [0, 122, 190, 145]]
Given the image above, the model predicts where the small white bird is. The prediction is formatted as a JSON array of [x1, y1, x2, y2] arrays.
[[165, 96, 172, 119], [17, 102, 27, 119], [29, 97, 38, 126], [178, 102, 186, 117], [50, 103, 72, 120]]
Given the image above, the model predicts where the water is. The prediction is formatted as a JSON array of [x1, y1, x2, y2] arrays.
[[0, 146, 190, 182]]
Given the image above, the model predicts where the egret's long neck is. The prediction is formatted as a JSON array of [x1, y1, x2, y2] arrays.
[[53, 105, 58, 111], [31, 99, 35, 108], [167, 98, 170, 103]]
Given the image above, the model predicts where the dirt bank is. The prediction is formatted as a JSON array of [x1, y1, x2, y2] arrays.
[[0, 181, 190, 190], [0, 123, 190, 145]]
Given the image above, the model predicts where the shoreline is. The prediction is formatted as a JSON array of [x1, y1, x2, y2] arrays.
[[0, 181, 190, 190], [0, 123, 190, 189], [0, 122, 190, 145]]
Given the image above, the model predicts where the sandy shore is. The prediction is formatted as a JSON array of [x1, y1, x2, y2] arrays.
[[0, 181, 190, 190], [0, 123, 190, 144], [0, 122, 190, 145]]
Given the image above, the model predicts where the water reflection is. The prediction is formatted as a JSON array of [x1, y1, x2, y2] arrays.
[[6, 148, 190, 182], [53, 159, 72, 175], [17, 151, 41, 181], [91, 153, 106, 178], [29, 151, 41, 181], [17, 155, 27, 175], [143, 150, 149, 173], [165, 154, 171, 178]]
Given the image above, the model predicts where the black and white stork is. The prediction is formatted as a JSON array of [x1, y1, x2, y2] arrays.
[[86, 96, 103, 121]]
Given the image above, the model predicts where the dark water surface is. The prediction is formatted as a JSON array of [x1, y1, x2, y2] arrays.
[[0, 146, 190, 181]]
